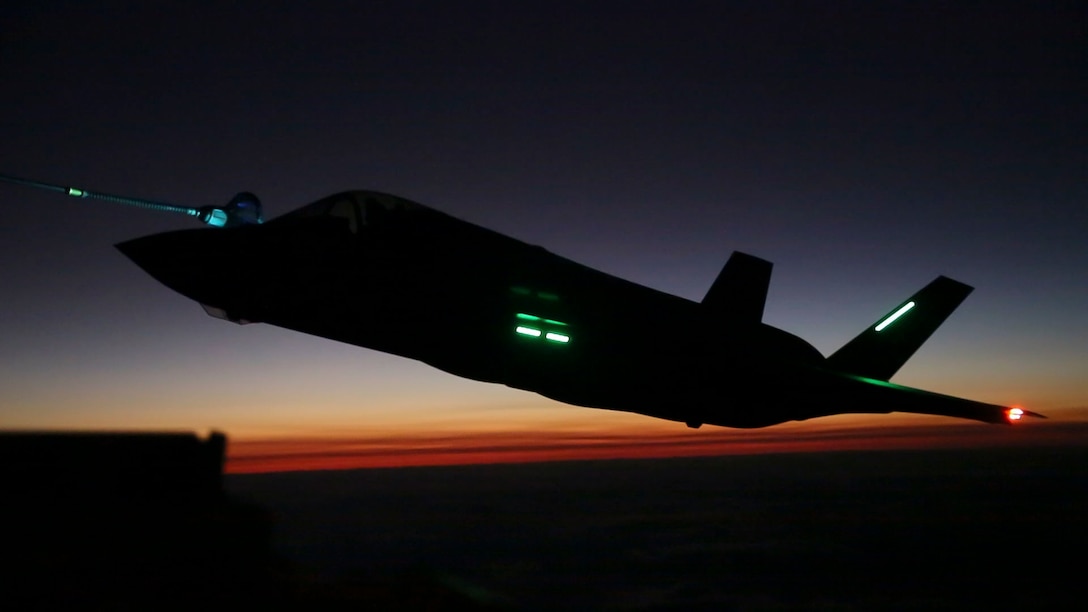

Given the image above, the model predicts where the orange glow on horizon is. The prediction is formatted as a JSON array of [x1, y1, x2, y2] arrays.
[[225, 419, 1088, 474]]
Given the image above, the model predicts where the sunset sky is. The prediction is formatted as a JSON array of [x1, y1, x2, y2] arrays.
[[1, 2, 1084, 472]]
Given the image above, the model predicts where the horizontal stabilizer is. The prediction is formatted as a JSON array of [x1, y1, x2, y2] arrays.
[[827, 276, 973, 381], [845, 374, 1047, 424], [702, 252, 773, 322]]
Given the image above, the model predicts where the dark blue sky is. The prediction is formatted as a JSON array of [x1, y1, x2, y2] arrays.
[[1, 1, 1084, 442]]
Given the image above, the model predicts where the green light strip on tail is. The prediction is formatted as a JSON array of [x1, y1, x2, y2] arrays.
[[875, 301, 915, 332]]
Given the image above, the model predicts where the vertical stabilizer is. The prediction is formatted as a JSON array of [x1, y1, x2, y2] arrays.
[[826, 276, 973, 381], [701, 252, 773, 322]]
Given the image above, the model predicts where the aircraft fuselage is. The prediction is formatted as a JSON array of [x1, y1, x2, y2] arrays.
[[117, 190, 1032, 428]]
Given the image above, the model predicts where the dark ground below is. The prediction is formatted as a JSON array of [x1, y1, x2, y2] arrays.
[[226, 445, 1087, 610]]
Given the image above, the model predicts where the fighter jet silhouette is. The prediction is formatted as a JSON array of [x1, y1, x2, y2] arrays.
[[2, 176, 1042, 428]]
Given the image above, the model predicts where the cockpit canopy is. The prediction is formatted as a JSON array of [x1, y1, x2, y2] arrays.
[[272, 190, 427, 233]]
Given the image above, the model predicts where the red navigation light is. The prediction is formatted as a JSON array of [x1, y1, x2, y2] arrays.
[[1007, 407, 1025, 422]]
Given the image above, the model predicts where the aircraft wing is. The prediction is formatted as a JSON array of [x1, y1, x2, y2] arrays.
[[841, 373, 1045, 425]]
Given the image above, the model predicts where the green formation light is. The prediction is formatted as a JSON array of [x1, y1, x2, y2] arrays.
[[514, 312, 571, 343], [515, 313, 568, 326], [875, 301, 915, 332]]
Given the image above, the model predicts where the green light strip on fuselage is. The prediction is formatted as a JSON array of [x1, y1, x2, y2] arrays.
[[875, 301, 915, 332], [516, 312, 568, 326], [515, 312, 571, 343], [514, 323, 571, 343]]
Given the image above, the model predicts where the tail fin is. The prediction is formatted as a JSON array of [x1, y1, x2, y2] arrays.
[[701, 252, 773, 322], [826, 276, 973, 381]]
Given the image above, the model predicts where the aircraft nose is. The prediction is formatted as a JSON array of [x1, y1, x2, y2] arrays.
[[116, 229, 235, 305]]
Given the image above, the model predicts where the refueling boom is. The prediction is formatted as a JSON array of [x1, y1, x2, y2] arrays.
[[0, 173, 262, 228]]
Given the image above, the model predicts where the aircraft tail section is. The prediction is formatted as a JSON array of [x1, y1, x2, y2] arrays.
[[701, 252, 773, 322], [826, 276, 973, 381]]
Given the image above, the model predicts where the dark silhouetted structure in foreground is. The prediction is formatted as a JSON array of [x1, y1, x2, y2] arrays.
[[1, 430, 226, 498], [2, 431, 275, 609], [1, 430, 508, 610]]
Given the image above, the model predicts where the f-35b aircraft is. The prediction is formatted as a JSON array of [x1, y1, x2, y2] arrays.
[[2, 174, 1042, 427]]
